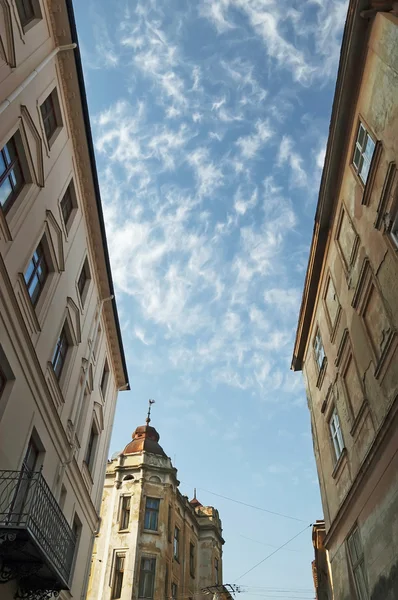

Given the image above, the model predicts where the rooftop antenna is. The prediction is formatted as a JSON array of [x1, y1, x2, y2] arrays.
[[146, 399, 155, 425]]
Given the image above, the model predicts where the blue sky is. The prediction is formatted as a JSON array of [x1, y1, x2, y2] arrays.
[[74, 0, 347, 597]]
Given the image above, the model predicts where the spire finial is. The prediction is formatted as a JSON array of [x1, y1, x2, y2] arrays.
[[194, 487, 197, 499], [146, 399, 155, 425]]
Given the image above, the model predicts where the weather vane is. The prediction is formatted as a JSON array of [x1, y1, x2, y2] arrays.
[[146, 399, 155, 424]]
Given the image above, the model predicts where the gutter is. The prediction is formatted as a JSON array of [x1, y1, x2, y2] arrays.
[[65, 0, 129, 389]]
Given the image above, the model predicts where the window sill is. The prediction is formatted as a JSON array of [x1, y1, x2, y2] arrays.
[[45, 361, 64, 411], [143, 529, 160, 535], [118, 528, 130, 534], [22, 17, 42, 34], [173, 557, 180, 563], [316, 359, 327, 389], [331, 448, 347, 480]]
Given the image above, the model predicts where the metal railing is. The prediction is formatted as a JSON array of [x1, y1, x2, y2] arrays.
[[0, 469, 76, 585]]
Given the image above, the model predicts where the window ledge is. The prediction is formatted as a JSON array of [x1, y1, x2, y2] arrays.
[[143, 529, 160, 535], [331, 448, 347, 480], [350, 399, 369, 437], [316, 359, 327, 389], [118, 528, 130, 534], [45, 361, 64, 411], [174, 557, 180, 563]]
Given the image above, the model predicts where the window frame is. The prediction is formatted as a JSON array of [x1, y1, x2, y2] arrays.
[[52, 325, 70, 380], [112, 553, 125, 600], [100, 358, 109, 399], [24, 241, 49, 307], [138, 556, 156, 599], [352, 122, 376, 185], [313, 328, 326, 373], [173, 526, 180, 561], [77, 258, 91, 308], [329, 407, 344, 461], [144, 497, 160, 532], [0, 134, 26, 215], [84, 422, 99, 475], [0, 364, 7, 399], [15, 0, 42, 30], [347, 527, 368, 600], [119, 495, 131, 531], [40, 88, 63, 147], [61, 184, 74, 228], [171, 582, 178, 600]]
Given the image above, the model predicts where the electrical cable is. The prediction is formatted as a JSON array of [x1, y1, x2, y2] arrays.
[[181, 482, 307, 523], [234, 524, 313, 582]]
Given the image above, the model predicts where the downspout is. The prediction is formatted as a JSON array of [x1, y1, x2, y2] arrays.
[[0, 44, 77, 115]]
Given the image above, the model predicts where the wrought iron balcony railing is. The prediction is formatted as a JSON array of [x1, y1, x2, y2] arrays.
[[0, 468, 76, 594]]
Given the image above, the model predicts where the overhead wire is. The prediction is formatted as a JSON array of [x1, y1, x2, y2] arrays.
[[235, 524, 313, 582], [181, 482, 307, 523]]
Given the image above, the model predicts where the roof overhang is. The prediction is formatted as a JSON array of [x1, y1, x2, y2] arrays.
[[291, 0, 396, 371]]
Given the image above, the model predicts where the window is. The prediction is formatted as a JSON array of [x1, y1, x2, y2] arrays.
[[0, 365, 6, 398], [120, 496, 131, 530], [24, 241, 49, 306], [215, 557, 219, 585], [352, 123, 375, 184], [329, 408, 344, 461], [85, 424, 98, 474], [52, 326, 70, 380], [144, 497, 160, 531], [173, 526, 180, 560], [112, 554, 125, 599], [0, 134, 25, 214], [314, 329, 326, 371], [138, 557, 156, 599], [77, 259, 90, 306], [100, 359, 109, 398], [171, 582, 177, 600], [165, 565, 169, 599], [189, 543, 195, 577], [40, 89, 62, 145], [15, 0, 41, 28], [61, 184, 74, 227], [347, 528, 368, 600]]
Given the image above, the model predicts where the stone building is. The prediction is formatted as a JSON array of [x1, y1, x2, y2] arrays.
[[292, 2, 398, 599], [0, 1, 129, 599], [311, 521, 333, 600], [87, 415, 224, 600]]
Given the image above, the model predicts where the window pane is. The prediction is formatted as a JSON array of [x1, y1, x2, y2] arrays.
[[0, 178, 13, 208], [363, 136, 375, 163], [357, 124, 366, 148], [355, 563, 368, 600], [0, 152, 7, 174]]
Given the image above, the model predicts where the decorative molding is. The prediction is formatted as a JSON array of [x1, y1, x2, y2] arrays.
[[361, 141, 382, 206], [331, 448, 348, 481], [15, 272, 41, 337], [374, 161, 397, 230], [20, 105, 44, 187], [316, 358, 327, 390], [45, 210, 65, 272], [0, 0, 16, 66], [0, 205, 12, 242], [335, 203, 360, 281], [45, 362, 64, 412], [349, 399, 371, 437], [66, 296, 81, 344]]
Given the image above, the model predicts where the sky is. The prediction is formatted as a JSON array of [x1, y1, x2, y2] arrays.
[[74, 0, 348, 597]]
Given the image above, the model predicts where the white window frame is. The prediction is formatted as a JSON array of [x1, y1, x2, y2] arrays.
[[329, 408, 344, 460], [314, 329, 326, 371], [352, 122, 375, 184]]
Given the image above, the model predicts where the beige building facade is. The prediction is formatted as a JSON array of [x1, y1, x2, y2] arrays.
[[0, 1, 129, 599], [292, 3, 398, 600], [87, 417, 224, 600]]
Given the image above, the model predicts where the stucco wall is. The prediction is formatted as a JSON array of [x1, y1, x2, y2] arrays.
[[302, 11, 398, 600]]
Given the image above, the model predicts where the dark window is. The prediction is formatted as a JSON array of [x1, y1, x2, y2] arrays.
[[171, 582, 177, 600], [138, 557, 156, 599], [352, 122, 375, 184], [85, 424, 98, 474], [77, 259, 90, 304], [0, 365, 6, 398], [15, 0, 41, 28], [24, 241, 49, 306], [313, 329, 325, 371], [100, 359, 109, 398], [61, 185, 74, 226], [189, 543, 195, 577], [52, 326, 69, 380], [0, 135, 25, 214], [173, 526, 179, 560], [112, 554, 125, 599], [71, 513, 82, 574], [167, 504, 172, 542], [120, 496, 131, 530], [347, 528, 368, 600], [165, 565, 169, 599], [329, 408, 344, 461], [144, 497, 160, 531], [40, 90, 61, 143], [215, 557, 219, 584]]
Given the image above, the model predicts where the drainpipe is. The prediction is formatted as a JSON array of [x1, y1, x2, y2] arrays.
[[0, 44, 77, 115], [56, 295, 114, 492]]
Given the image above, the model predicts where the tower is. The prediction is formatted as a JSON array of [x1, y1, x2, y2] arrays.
[[87, 405, 224, 600]]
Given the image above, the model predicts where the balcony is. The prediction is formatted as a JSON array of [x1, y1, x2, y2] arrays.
[[0, 469, 76, 598]]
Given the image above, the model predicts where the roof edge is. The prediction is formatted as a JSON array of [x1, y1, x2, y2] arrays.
[[65, 0, 129, 388], [292, 0, 372, 371]]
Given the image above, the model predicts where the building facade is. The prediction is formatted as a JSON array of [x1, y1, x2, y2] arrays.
[[87, 417, 224, 600], [311, 521, 333, 600], [292, 3, 398, 600], [0, 1, 129, 599]]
